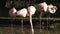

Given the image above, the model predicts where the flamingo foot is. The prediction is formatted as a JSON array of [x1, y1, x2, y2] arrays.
[[40, 29, 43, 32], [31, 29, 34, 34], [21, 29, 25, 33], [21, 30, 25, 33]]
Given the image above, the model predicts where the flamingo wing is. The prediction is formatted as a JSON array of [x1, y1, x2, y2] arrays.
[[17, 8, 27, 17]]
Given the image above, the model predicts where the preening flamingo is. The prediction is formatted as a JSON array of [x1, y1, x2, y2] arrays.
[[46, 4, 57, 31], [35, 2, 57, 32], [9, 7, 17, 34]]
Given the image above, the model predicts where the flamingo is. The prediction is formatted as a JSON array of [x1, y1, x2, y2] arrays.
[[16, 6, 36, 34], [35, 2, 57, 32], [16, 8, 27, 33], [35, 2, 48, 32], [9, 7, 17, 34], [46, 4, 57, 31], [27, 6, 36, 34]]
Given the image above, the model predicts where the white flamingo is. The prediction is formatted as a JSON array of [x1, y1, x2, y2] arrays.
[[35, 2, 57, 32], [16, 6, 36, 34], [9, 7, 17, 34]]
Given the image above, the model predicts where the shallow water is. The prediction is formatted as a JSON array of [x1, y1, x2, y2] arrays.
[[0, 19, 60, 34], [0, 23, 60, 34]]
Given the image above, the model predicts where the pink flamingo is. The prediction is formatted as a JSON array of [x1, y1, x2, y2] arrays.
[[16, 6, 36, 34], [46, 4, 57, 31], [27, 6, 36, 34], [16, 8, 27, 33], [9, 7, 17, 34], [35, 2, 57, 32], [35, 2, 48, 32]]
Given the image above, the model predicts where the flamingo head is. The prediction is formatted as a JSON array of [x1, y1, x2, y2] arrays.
[[9, 7, 17, 17], [47, 4, 57, 14]]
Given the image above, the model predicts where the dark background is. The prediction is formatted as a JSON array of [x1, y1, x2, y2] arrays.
[[0, 0, 60, 17]]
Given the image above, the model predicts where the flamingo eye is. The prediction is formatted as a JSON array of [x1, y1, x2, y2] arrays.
[[51, 8, 53, 10]]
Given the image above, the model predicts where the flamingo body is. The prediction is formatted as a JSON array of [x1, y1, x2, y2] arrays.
[[36, 2, 48, 12], [39, 2, 48, 12], [17, 8, 27, 17], [27, 6, 36, 16]]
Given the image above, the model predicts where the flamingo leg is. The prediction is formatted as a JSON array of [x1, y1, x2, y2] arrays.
[[30, 15, 34, 34], [21, 18, 24, 33], [39, 12, 43, 32], [47, 14, 50, 31], [10, 17, 14, 34], [47, 16, 48, 31]]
